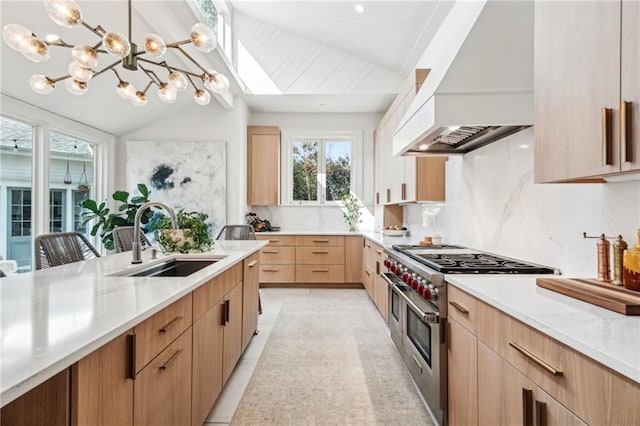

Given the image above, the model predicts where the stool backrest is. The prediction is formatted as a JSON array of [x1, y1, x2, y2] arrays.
[[34, 232, 100, 270]]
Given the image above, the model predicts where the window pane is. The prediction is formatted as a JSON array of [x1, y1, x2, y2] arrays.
[[292, 141, 318, 201], [325, 141, 352, 201], [1, 116, 34, 271], [73, 191, 88, 233]]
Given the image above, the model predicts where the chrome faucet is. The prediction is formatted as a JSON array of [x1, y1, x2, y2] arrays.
[[132, 201, 178, 264]]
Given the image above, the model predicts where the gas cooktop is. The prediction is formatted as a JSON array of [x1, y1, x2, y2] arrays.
[[392, 244, 558, 274]]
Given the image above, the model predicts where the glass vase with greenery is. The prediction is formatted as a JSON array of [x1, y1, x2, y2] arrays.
[[341, 193, 362, 232]]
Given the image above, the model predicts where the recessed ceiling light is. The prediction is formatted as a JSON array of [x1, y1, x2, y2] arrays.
[[318, 103, 327, 107], [355, 4, 364, 14], [418, 143, 429, 151]]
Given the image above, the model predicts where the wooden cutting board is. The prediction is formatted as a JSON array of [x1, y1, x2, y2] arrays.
[[536, 277, 640, 315]]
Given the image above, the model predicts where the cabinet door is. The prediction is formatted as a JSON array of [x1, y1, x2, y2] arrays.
[[134, 329, 192, 426], [534, 386, 587, 426], [223, 282, 243, 385], [247, 126, 280, 205], [242, 252, 260, 352], [373, 262, 388, 322], [344, 235, 363, 283], [621, 0, 640, 171], [192, 303, 224, 426], [534, 1, 621, 182], [448, 318, 478, 426], [72, 331, 134, 426]]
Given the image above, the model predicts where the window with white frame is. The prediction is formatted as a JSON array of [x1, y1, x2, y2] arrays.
[[288, 136, 356, 205]]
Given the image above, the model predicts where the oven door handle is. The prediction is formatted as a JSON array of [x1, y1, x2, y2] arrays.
[[392, 284, 440, 325], [382, 272, 402, 288]]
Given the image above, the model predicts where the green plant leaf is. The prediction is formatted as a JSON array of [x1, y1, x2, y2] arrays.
[[137, 183, 149, 198], [130, 196, 146, 204], [81, 199, 99, 212], [113, 190, 129, 203]]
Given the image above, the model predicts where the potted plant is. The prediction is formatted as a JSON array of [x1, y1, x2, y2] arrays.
[[341, 193, 362, 232], [81, 183, 153, 250], [153, 210, 214, 253], [246, 212, 271, 232]]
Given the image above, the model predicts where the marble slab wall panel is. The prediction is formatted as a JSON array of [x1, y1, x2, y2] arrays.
[[126, 141, 226, 237], [404, 128, 640, 277]]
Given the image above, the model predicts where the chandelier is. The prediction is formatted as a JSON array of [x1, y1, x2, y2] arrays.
[[2, 0, 229, 106]]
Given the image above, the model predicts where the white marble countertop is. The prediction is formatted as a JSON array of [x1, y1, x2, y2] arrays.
[[0, 240, 267, 407], [444, 275, 640, 384]]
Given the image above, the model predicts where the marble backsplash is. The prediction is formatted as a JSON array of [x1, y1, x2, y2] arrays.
[[403, 128, 640, 277]]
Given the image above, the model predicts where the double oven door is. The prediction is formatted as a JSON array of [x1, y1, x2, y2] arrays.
[[386, 275, 447, 426]]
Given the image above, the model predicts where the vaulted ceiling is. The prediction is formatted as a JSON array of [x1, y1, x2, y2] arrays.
[[0, 0, 451, 134]]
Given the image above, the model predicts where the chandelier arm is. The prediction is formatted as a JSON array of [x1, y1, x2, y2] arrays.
[[165, 40, 192, 48], [81, 21, 106, 38], [49, 75, 72, 83], [172, 46, 210, 75], [45, 40, 74, 48], [92, 60, 122, 78], [184, 73, 199, 90], [137, 58, 203, 79], [141, 81, 153, 94], [139, 65, 163, 86]]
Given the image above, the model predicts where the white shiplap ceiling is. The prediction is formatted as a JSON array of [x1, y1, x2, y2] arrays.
[[0, 0, 451, 134]]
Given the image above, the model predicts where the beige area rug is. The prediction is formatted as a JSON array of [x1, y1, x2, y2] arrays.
[[232, 289, 433, 425]]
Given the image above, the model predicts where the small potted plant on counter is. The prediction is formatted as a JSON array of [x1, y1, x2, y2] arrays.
[[153, 210, 214, 253], [341, 192, 362, 232], [246, 212, 272, 232]]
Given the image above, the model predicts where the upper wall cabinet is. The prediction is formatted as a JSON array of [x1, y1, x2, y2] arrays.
[[247, 126, 280, 205], [374, 69, 447, 204], [534, 1, 640, 183]]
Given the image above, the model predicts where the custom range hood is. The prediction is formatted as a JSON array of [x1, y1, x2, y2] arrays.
[[394, 0, 533, 156]]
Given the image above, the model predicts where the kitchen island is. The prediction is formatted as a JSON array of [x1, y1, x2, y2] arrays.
[[0, 239, 266, 416]]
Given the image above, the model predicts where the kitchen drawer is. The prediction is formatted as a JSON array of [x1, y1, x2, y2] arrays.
[[134, 328, 192, 426], [256, 235, 296, 246], [296, 265, 344, 283], [477, 301, 640, 425], [192, 263, 242, 320], [260, 246, 295, 264], [447, 284, 478, 334], [296, 246, 345, 265], [134, 294, 192, 373], [259, 265, 295, 283], [296, 235, 345, 247]]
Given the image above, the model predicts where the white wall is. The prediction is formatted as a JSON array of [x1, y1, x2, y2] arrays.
[[117, 98, 250, 224], [402, 128, 640, 277], [248, 112, 380, 231]]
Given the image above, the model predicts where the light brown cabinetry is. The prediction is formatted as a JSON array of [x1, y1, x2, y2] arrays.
[[344, 235, 363, 283], [256, 234, 296, 283], [534, 1, 640, 182], [247, 126, 280, 205], [362, 238, 388, 320], [242, 251, 260, 352], [448, 283, 640, 426], [223, 281, 244, 384], [295, 235, 345, 283], [72, 331, 134, 426], [1, 369, 70, 426]]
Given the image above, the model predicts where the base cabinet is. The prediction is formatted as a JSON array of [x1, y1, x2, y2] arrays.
[[448, 318, 478, 426], [223, 282, 244, 385], [242, 252, 260, 352], [134, 329, 192, 426]]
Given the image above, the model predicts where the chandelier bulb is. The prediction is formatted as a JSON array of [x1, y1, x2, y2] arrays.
[[143, 33, 166, 58], [68, 62, 93, 82], [103, 31, 131, 59], [20, 36, 50, 62], [65, 78, 88, 96], [131, 91, 148, 107], [158, 83, 177, 104], [45, 0, 83, 29], [3, 24, 32, 51], [71, 45, 98, 69], [117, 81, 136, 100], [193, 89, 210, 106], [168, 72, 188, 91], [45, 34, 61, 43], [205, 71, 230, 94], [190, 23, 217, 53], [29, 74, 55, 95]]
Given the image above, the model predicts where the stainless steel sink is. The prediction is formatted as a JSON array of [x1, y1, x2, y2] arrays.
[[111, 257, 225, 278]]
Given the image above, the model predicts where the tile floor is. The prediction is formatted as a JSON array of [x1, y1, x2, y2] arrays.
[[204, 288, 312, 425]]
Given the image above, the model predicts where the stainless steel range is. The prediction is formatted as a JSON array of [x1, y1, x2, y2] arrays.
[[382, 244, 558, 426]]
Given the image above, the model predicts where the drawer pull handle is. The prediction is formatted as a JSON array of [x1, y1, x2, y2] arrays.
[[159, 349, 183, 371], [375, 250, 382, 255], [312, 250, 329, 254], [263, 250, 280, 254], [522, 388, 533, 426], [263, 268, 280, 272], [312, 269, 329, 272], [159, 316, 183, 333], [509, 342, 563, 376], [534, 400, 546, 426], [366, 244, 371, 248], [269, 239, 280, 243], [312, 240, 330, 243], [248, 260, 258, 268], [449, 301, 469, 314], [365, 270, 371, 276]]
